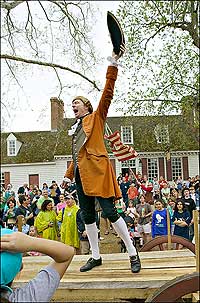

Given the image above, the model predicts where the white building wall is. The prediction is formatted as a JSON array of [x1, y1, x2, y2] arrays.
[[1, 162, 57, 193], [188, 154, 199, 177]]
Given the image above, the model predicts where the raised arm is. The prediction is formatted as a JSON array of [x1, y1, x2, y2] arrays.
[[1, 232, 75, 278]]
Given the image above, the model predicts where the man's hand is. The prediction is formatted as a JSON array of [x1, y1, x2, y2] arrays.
[[112, 43, 126, 60]]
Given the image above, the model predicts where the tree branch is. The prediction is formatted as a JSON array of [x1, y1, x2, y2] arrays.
[[1, 54, 101, 91], [1, 0, 25, 10]]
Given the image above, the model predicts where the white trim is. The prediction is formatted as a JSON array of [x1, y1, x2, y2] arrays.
[[1, 162, 56, 167]]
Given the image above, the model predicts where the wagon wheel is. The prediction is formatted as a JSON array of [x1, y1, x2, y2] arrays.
[[145, 271, 199, 302], [139, 235, 195, 254]]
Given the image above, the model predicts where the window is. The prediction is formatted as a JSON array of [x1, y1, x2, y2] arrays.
[[148, 158, 158, 180], [1, 173, 5, 190], [154, 124, 169, 144], [121, 159, 136, 168], [121, 126, 133, 144], [171, 157, 182, 180], [8, 140, 16, 156]]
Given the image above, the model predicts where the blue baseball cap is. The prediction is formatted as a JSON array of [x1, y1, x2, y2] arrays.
[[0, 228, 22, 287]]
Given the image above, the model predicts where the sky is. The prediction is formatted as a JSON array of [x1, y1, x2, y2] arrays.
[[2, 1, 123, 133]]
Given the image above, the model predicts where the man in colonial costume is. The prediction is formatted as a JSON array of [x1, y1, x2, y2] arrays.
[[63, 12, 141, 273]]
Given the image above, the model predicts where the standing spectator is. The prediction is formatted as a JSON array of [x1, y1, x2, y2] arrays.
[[49, 181, 61, 206], [56, 194, 66, 214], [56, 195, 80, 252], [0, 190, 6, 227], [42, 182, 50, 194], [151, 199, 168, 250], [182, 188, 196, 242], [15, 195, 34, 227], [4, 184, 15, 203], [152, 176, 160, 198], [167, 197, 175, 235], [36, 189, 54, 210], [158, 176, 167, 190], [76, 208, 90, 255], [176, 176, 183, 193], [136, 195, 152, 245], [120, 177, 130, 208], [34, 199, 58, 240], [172, 200, 191, 249], [3, 198, 17, 229], [126, 201, 139, 221], [161, 183, 170, 206], [127, 183, 139, 206], [189, 186, 199, 205], [136, 180, 153, 204], [17, 183, 29, 196]]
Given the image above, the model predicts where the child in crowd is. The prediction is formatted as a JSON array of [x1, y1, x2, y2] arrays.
[[13, 215, 30, 234], [26, 226, 43, 256], [0, 228, 74, 302], [126, 201, 138, 220], [76, 209, 90, 255], [3, 198, 17, 230], [152, 199, 168, 250]]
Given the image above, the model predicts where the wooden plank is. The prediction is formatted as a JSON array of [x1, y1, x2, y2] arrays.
[[13, 250, 196, 302]]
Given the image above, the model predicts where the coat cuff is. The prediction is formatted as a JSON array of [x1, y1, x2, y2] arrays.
[[106, 65, 118, 80]]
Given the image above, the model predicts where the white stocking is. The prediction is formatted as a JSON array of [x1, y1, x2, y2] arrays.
[[85, 222, 100, 260], [112, 217, 137, 257]]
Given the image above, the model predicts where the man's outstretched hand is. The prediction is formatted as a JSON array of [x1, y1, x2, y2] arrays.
[[112, 43, 126, 61]]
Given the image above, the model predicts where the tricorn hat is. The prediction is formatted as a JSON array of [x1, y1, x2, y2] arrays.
[[107, 11, 125, 55]]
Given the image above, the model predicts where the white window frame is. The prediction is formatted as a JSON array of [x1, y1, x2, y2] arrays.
[[148, 158, 158, 180], [154, 124, 169, 144], [8, 139, 16, 156], [1, 172, 5, 190], [171, 157, 182, 180], [121, 159, 136, 169], [121, 125, 133, 144]]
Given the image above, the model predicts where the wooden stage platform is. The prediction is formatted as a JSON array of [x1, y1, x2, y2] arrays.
[[13, 250, 197, 302]]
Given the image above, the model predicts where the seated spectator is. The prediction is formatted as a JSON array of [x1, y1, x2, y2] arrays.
[[13, 215, 30, 234], [34, 199, 58, 241], [0, 228, 74, 302]]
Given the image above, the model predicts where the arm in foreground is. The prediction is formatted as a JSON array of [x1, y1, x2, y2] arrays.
[[1, 232, 75, 278]]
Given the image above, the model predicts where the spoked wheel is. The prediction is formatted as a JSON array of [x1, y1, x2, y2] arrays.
[[145, 272, 199, 302], [139, 235, 195, 254]]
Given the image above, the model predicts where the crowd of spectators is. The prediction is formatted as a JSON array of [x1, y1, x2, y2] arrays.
[[0, 172, 199, 254]]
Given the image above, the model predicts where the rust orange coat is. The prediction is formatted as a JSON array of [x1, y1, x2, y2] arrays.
[[65, 66, 121, 199]]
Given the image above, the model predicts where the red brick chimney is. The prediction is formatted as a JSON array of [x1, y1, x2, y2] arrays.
[[50, 97, 64, 131]]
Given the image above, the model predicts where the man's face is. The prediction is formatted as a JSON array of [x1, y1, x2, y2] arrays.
[[72, 99, 89, 119]]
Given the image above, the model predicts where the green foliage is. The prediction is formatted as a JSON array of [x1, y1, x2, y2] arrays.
[[116, 0, 199, 127]]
